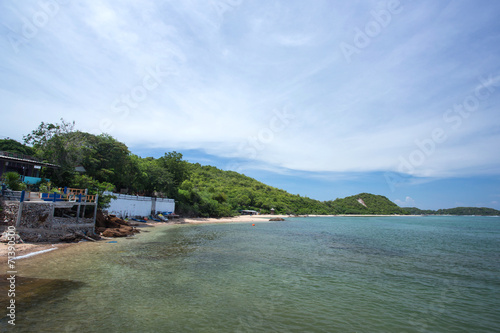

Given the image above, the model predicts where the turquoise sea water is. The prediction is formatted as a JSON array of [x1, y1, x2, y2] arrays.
[[2, 216, 500, 332]]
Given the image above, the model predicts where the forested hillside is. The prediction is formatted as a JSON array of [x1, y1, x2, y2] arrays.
[[403, 207, 500, 216], [178, 164, 335, 216], [325, 193, 409, 215], [176, 164, 408, 216], [0, 138, 35, 155]]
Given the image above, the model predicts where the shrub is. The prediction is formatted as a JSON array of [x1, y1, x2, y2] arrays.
[[2, 172, 26, 191]]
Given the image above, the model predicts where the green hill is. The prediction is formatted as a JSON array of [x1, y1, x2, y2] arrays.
[[325, 193, 409, 215], [176, 164, 408, 217], [0, 139, 35, 156], [403, 207, 500, 216]]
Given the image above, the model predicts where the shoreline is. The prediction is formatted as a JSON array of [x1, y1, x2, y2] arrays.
[[0, 214, 418, 260], [0, 215, 281, 261]]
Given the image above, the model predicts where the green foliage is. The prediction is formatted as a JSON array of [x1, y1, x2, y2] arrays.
[[1, 172, 27, 191], [23, 118, 75, 149], [156, 151, 190, 198], [178, 165, 408, 217], [403, 206, 500, 216], [0, 139, 35, 156], [30, 128, 136, 189], [70, 174, 115, 209], [325, 193, 408, 215]]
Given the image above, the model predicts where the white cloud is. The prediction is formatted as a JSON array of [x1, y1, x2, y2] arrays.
[[1, 0, 500, 180], [394, 196, 416, 207]]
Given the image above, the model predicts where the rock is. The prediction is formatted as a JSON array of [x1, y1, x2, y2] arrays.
[[95, 211, 140, 237], [102, 229, 128, 237], [60, 233, 78, 242], [269, 218, 285, 221], [118, 225, 134, 233], [0, 231, 23, 243], [108, 215, 129, 226]]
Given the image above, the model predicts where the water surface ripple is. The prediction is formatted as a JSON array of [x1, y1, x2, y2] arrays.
[[2, 216, 499, 332]]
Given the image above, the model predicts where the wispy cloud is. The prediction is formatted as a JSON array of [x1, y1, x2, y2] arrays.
[[1, 0, 500, 183], [394, 196, 415, 207]]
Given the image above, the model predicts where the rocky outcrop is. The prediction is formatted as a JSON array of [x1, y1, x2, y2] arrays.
[[269, 217, 285, 221], [357, 198, 368, 208], [95, 211, 140, 237]]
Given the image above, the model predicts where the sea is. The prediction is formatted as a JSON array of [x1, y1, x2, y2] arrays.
[[2, 216, 500, 332]]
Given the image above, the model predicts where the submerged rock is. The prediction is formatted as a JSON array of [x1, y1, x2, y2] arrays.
[[269, 218, 285, 221]]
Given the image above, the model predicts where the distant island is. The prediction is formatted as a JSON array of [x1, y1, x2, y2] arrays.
[[402, 207, 500, 216], [1, 121, 499, 218]]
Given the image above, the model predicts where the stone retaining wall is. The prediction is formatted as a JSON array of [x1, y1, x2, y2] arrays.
[[1, 199, 96, 242]]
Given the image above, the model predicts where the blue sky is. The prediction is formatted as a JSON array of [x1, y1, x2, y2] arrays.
[[1, 0, 500, 210]]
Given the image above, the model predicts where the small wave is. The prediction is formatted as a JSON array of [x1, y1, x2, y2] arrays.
[[14, 247, 57, 260]]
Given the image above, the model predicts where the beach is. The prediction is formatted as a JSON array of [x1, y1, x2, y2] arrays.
[[0, 214, 413, 260], [0, 214, 288, 261], [0, 213, 414, 262]]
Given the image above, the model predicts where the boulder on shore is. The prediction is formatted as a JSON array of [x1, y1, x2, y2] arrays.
[[95, 212, 140, 238], [269, 217, 285, 221]]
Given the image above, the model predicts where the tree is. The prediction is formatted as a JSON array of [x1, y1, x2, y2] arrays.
[[70, 174, 115, 209], [79, 133, 133, 190], [31, 130, 134, 189], [157, 151, 190, 198], [23, 119, 75, 149], [132, 156, 173, 196], [0, 139, 35, 155]]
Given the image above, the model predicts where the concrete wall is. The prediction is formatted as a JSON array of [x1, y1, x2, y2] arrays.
[[103, 192, 175, 218], [155, 197, 176, 214], [1, 200, 95, 242]]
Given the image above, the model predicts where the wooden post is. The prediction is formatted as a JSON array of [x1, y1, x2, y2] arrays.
[[76, 194, 82, 223], [92, 194, 99, 227], [81, 189, 88, 219], [151, 196, 156, 216]]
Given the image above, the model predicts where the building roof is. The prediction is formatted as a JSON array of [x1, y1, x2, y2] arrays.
[[0, 151, 59, 168], [75, 165, 86, 173]]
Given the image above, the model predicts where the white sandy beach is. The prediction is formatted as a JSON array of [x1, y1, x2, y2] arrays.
[[0, 214, 289, 260]]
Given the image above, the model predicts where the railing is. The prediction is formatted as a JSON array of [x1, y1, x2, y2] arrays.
[[2, 190, 22, 201], [2, 187, 97, 203], [35, 187, 97, 203]]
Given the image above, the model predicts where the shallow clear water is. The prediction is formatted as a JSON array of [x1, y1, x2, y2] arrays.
[[2, 216, 500, 332]]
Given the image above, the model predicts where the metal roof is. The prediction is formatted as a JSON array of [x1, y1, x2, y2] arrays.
[[0, 153, 59, 168]]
